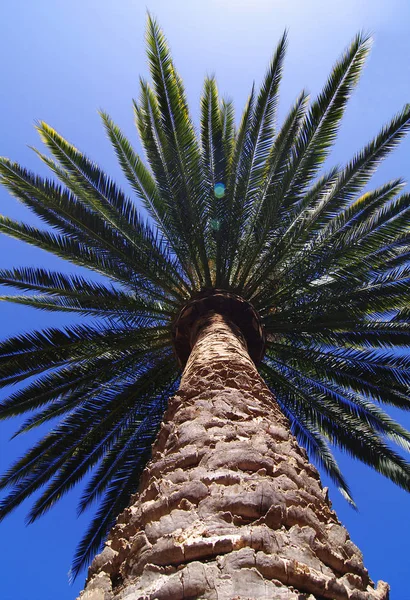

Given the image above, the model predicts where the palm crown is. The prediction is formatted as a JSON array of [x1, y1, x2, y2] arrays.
[[1, 16, 410, 579]]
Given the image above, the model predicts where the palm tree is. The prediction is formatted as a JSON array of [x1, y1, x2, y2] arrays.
[[1, 15, 410, 599]]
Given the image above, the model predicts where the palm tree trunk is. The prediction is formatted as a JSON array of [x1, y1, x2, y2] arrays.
[[79, 312, 389, 600]]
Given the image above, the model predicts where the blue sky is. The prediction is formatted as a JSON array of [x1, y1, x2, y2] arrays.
[[1, 1, 410, 598]]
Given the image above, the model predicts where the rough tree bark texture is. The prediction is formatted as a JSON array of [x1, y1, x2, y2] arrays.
[[79, 313, 389, 600]]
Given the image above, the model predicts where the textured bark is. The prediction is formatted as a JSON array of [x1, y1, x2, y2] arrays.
[[78, 313, 389, 600]]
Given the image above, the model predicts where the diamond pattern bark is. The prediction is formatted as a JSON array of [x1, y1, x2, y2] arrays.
[[78, 312, 389, 600]]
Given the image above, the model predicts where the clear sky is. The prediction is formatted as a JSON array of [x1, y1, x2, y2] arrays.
[[1, 1, 410, 599]]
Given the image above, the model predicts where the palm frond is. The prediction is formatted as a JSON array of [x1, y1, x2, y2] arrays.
[[0, 214, 135, 285], [278, 33, 371, 210], [262, 359, 410, 493], [145, 15, 211, 286], [217, 86, 255, 286]]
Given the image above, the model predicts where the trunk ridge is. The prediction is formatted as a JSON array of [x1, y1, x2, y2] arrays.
[[79, 313, 389, 600]]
